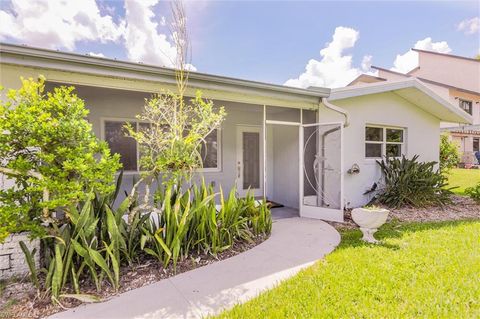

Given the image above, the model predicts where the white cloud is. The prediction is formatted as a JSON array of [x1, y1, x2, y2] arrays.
[[87, 52, 105, 58], [124, 0, 177, 67], [0, 0, 196, 69], [0, 0, 125, 50], [284, 27, 373, 89], [361, 55, 373, 72], [457, 17, 480, 35], [391, 37, 451, 74]]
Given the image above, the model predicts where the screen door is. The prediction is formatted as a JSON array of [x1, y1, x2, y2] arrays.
[[300, 122, 344, 222]]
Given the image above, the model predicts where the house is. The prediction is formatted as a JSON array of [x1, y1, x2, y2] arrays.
[[350, 49, 480, 166], [0, 43, 473, 222]]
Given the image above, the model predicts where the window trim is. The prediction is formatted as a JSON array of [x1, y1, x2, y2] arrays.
[[473, 137, 480, 153], [199, 128, 222, 173], [101, 117, 222, 173], [458, 99, 473, 115], [365, 125, 406, 160]]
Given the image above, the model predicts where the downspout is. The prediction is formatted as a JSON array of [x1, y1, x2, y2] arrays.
[[321, 97, 349, 128], [318, 97, 349, 207]]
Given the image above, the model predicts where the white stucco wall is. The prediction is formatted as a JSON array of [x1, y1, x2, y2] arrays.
[[321, 92, 441, 208], [415, 52, 480, 94]]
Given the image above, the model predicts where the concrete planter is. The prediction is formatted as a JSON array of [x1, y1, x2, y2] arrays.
[[0, 233, 39, 279], [351, 207, 390, 243]]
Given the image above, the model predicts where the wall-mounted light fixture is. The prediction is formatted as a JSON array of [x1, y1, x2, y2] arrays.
[[347, 163, 360, 175]]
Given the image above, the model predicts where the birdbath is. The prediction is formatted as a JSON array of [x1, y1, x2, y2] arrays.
[[351, 206, 390, 243]]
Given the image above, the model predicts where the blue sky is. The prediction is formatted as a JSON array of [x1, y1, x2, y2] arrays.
[[0, 0, 478, 88]]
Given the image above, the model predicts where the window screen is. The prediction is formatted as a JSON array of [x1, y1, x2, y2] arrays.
[[104, 121, 137, 171]]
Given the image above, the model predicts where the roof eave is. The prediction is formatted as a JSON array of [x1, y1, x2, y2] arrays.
[[329, 79, 473, 124], [0, 42, 330, 101]]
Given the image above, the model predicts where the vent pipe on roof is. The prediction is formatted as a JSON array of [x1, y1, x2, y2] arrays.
[[321, 97, 350, 127]]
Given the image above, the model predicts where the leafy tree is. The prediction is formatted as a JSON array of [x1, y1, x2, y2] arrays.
[[439, 133, 460, 172], [125, 2, 226, 222], [0, 77, 121, 241]]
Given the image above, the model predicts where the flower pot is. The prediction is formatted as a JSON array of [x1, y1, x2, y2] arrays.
[[351, 207, 389, 243]]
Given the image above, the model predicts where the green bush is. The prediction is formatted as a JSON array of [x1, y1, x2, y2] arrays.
[[21, 194, 130, 303], [439, 133, 460, 172], [466, 183, 480, 202], [21, 177, 271, 302], [0, 77, 120, 242], [375, 155, 453, 208]]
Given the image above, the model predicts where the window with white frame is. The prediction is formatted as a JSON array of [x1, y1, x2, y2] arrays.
[[459, 99, 473, 115], [199, 129, 221, 171], [365, 126, 405, 159], [103, 119, 221, 172]]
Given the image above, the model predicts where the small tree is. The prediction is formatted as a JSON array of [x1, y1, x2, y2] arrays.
[[0, 77, 121, 241], [439, 133, 460, 172], [126, 2, 226, 221]]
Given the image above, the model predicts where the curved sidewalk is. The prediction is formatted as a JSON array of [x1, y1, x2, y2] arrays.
[[51, 214, 340, 319]]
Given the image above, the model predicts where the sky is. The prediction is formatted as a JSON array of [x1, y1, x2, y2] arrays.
[[0, 0, 479, 88]]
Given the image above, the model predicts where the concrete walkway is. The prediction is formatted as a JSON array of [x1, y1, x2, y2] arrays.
[[50, 209, 340, 319]]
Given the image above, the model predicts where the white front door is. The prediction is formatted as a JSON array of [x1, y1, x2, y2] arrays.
[[299, 122, 344, 222], [236, 125, 263, 197]]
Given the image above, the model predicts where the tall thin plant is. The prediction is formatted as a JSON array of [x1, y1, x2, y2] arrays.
[[126, 1, 226, 222]]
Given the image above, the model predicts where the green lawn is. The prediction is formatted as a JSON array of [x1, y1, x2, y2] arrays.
[[447, 168, 480, 195], [217, 220, 480, 318]]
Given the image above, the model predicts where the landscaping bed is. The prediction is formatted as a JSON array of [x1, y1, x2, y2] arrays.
[[331, 195, 480, 231], [0, 234, 268, 319]]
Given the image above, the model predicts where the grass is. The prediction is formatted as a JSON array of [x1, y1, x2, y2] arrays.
[[447, 168, 480, 195], [217, 220, 480, 318]]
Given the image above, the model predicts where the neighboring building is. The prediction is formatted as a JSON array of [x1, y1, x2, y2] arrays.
[[349, 49, 480, 166], [0, 43, 473, 222]]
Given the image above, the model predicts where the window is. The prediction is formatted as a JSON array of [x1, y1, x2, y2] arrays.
[[474, 138, 480, 152], [459, 99, 473, 115], [103, 119, 221, 172], [200, 129, 221, 170], [365, 126, 405, 159], [104, 120, 138, 171]]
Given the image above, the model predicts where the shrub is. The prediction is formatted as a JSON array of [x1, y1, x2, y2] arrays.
[[439, 133, 460, 172], [21, 177, 271, 302], [375, 155, 453, 208], [0, 77, 121, 241], [141, 181, 272, 268], [466, 183, 480, 202]]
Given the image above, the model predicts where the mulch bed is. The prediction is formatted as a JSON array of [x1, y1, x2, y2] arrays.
[[0, 234, 268, 319], [329, 195, 480, 231]]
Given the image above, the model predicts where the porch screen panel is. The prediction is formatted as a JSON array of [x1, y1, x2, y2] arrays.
[[243, 132, 260, 189], [105, 121, 137, 171], [303, 123, 342, 209]]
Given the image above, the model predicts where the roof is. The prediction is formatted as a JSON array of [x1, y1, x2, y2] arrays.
[[412, 48, 480, 63], [0, 42, 329, 106], [443, 124, 480, 135], [415, 77, 480, 96], [328, 78, 473, 124], [371, 66, 410, 77], [347, 74, 387, 86], [370, 65, 480, 95]]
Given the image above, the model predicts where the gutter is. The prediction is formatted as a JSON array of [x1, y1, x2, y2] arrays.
[[317, 97, 349, 207], [321, 97, 350, 127]]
